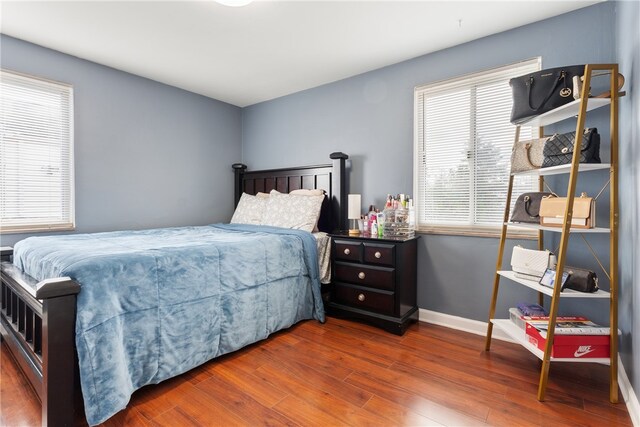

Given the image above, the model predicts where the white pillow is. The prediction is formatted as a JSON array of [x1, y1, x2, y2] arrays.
[[262, 190, 324, 232], [269, 189, 325, 197], [290, 189, 325, 196], [230, 193, 268, 225]]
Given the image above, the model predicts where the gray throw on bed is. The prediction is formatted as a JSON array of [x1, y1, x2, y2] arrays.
[[13, 223, 324, 426]]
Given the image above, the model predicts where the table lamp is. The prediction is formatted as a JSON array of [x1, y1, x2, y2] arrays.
[[348, 194, 361, 235]]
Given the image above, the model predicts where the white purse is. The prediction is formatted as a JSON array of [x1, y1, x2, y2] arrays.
[[511, 246, 557, 280]]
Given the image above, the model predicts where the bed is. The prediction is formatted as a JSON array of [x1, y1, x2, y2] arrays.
[[0, 152, 348, 426]]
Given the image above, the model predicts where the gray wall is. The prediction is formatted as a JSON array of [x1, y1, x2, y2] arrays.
[[242, 2, 616, 320], [0, 35, 242, 247], [615, 0, 639, 404]]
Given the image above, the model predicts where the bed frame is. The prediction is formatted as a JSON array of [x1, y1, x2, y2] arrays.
[[0, 152, 348, 427], [233, 152, 348, 232]]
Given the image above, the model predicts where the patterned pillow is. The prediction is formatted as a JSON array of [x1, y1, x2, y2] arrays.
[[262, 191, 324, 232], [230, 193, 268, 225]]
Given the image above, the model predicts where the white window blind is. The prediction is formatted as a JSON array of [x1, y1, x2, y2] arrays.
[[414, 59, 540, 236], [1, 69, 74, 233]]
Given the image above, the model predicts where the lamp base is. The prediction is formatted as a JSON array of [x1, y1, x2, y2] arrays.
[[348, 228, 360, 236]]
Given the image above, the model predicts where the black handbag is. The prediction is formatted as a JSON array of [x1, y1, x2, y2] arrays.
[[509, 65, 585, 124], [562, 266, 599, 293], [510, 192, 554, 224], [542, 128, 601, 168]]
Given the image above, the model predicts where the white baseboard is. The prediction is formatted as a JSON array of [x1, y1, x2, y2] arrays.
[[418, 308, 639, 427], [418, 307, 514, 343], [619, 358, 640, 427]]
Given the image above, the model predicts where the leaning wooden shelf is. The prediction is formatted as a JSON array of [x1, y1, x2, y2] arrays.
[[519, 97, 611, 127], [504, 222, 610, 234], [497, 271, 610, 299], [513, 163, 611, 177], [484, 64, 619, 404], [490, 319, 610, 365]]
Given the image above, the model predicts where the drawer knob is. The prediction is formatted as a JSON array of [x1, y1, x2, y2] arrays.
[[374, 251, 382, 259], [358, 272, 366, 280], [344, 248, 350, 255], [358, 293, 365, 302]]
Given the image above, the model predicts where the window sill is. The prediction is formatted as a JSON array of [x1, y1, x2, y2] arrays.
[[417, 225, 537, 240], [1, 224, 75, 235]]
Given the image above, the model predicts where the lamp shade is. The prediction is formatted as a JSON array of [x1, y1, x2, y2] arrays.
[[348, 194, 361, 220]]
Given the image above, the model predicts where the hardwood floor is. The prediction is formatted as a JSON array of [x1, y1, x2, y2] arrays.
[[1, 317, 632, 426]]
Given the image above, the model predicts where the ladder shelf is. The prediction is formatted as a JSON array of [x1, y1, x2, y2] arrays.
[[484, 64, 619, 403]]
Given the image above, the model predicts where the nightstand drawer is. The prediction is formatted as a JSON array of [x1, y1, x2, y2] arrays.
[[334, 240, 362, 262], [363, 243, 395, 266], [333, 284, 394, 315], [334, 262, 394, 291]]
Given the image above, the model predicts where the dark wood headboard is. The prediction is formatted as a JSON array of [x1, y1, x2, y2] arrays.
[[232, 152, 348, 233]]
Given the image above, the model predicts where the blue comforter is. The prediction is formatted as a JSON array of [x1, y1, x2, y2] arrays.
[[13, 224, 324, 425]]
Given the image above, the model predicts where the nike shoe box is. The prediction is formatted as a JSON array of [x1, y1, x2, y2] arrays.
[[525, 323, 610, 359]]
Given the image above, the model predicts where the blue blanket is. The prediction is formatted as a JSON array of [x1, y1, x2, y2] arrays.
[[13, 224, 324, 425]]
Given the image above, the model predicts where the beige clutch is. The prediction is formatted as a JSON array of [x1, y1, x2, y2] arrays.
[[539, 193, 595, 229]]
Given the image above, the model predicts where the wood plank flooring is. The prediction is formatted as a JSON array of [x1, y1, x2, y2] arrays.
[[0, 317, 632, 426]]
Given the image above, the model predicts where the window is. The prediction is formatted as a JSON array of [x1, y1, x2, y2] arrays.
[[1, 69, 74, 233], [414, 59, 540, 237]]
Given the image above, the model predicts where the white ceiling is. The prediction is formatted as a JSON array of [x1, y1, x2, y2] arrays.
[[1, 0, 601, 107]]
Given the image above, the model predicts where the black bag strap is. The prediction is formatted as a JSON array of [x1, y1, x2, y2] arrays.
[[527, 71, 566, 111], [523, 195, 537, 218]]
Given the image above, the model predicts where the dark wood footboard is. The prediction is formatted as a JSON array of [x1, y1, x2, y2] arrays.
[[1, 247, 80, 427]]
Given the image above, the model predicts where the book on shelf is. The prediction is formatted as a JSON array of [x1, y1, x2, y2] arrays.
[[516, 303, 548, 317], [508, 307, 603, 335], [526, 318, 610, 338]]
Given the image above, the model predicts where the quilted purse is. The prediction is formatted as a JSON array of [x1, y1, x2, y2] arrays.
[[511, 246, 557, 280], [510, 192, 554, 224], [510, 137, 549, 174], [541, 128, 601, 168]]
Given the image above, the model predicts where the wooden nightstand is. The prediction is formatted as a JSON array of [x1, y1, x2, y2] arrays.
[[326, 232, 419, 335]]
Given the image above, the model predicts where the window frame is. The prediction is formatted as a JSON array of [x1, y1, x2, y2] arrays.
[[412, 59, 541, 239], [0, 69, 75, 234]]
